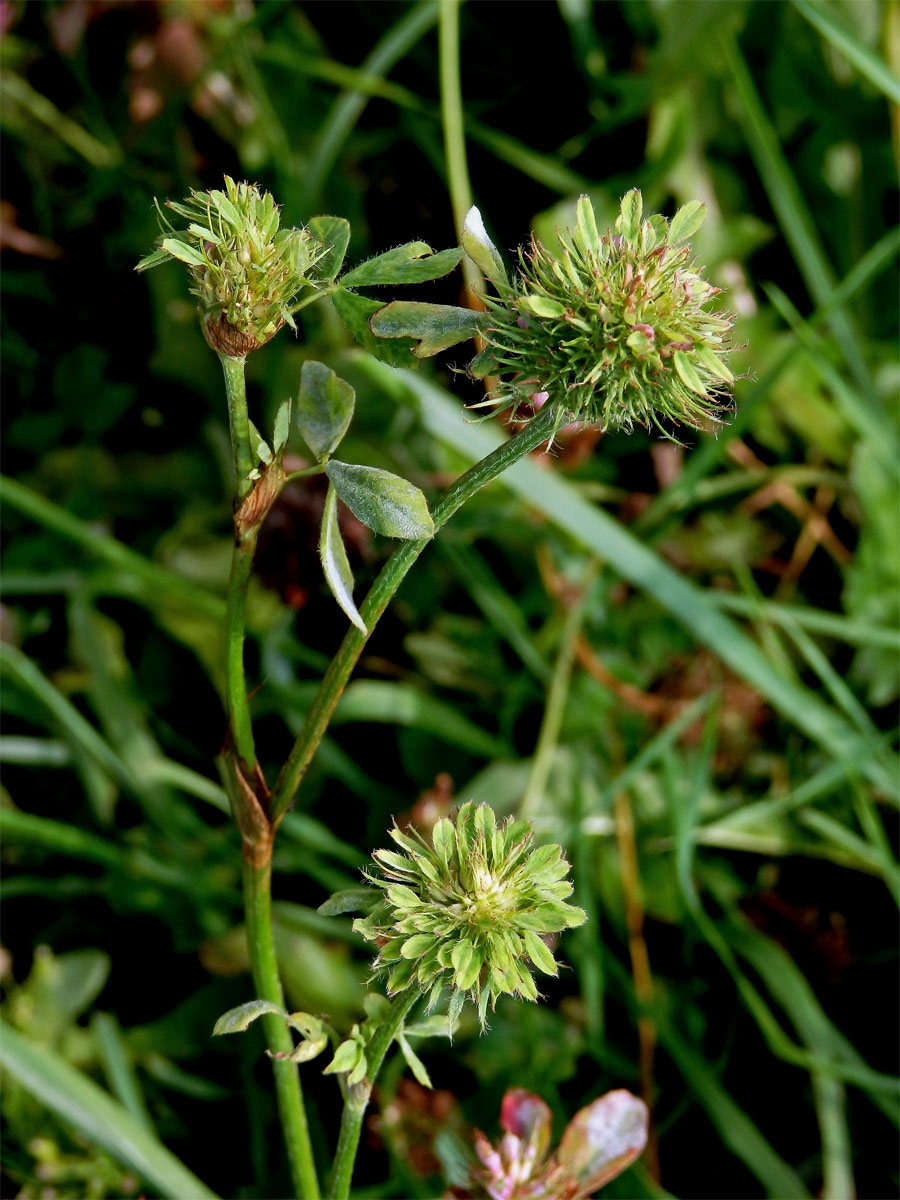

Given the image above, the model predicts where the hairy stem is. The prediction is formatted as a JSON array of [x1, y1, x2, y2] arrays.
[[269, 401, 562, 823], [243, 854, 321, 1200], [329, 989, 420, 1200]]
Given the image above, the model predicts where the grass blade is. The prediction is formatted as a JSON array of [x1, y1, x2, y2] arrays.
[[372, 364, 898, 799], [721, 34, 870, 391], [707, 594, 900, 650], [93, 1012, 155, 1133], [301, 1, 439, 208], [0, 476, 225, 621], [790, 0, 900, 104], [0, 1021, 219, 1199], [1, 643, 130, 788]]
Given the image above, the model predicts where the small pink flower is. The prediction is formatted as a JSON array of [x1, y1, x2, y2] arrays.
[[469, 1086, 648, 1199]]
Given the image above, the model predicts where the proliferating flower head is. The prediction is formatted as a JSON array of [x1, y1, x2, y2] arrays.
[[352, 802, 586, 1030], [135, 176, 324, 356], [468, 1087, 648, 1200], [466, 190, 736, 438]]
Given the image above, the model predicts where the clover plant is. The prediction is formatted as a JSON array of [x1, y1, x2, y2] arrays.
[[135, 173, 734, 1199]]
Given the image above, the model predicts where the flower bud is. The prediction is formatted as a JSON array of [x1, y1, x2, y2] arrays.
[[136, 177, 324, 357]]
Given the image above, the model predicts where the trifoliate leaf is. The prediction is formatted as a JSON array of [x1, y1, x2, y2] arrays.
[[451, 939, 473, 978], [308, 215, 350, 282], [348, 1052, 368, 1085], [319, 484, 366, 633], [369, 301, 483, 357], [341, 242, 463, 287], [325, 461, 434, 540], [213, 999, 286, 1036], [457, 948, 483, 991], [431, 818, 454, 868], [332, 288, 420, 368], [134, 247, 170, 272], [297, 361, 355, 461]]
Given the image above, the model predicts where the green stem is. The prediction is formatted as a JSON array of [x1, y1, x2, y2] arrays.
[[243, 855, 321, 1200], [439, 0, 481, 297], [219, 353, 258, 774], [219, 353, 254, 503], [329, 990, 420, 1200], [220, 351, 317, 1195], [289, 286, 335, 317], [269, 402, 562, 824], [285, 465, 326, 485], [225, 532, 258, 774]]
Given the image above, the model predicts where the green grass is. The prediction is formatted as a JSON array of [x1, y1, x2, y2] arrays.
[[1, 2, 897, 1197]]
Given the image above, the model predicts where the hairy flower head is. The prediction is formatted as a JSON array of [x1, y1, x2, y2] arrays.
[[136, 176, 323, 356], [467, 190, 736, 438], [353, 802, 586, 1030]]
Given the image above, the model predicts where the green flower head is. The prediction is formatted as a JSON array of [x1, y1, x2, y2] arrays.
[[136, 176, 323, 357], [353, 802, 586, 1030], [467, 190, 736, 438]]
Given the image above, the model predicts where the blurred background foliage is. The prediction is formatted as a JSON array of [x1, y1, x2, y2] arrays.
[[1, 1, 898, 1197]]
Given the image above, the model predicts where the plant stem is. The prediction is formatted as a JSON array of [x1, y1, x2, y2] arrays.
[[225, 531, 258, 774], [219, 353, 258, 774], [439, 0, 480, 297], [219, 353, 254, 503], [285, 465, 326, 485], [220, 351, 318, 1196], [329, 989, 420, 1200], [269, 401, 563, 823], [243, 854, 321, 1200]]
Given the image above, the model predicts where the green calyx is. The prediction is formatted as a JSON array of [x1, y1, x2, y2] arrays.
[[470, 190, 736, 438], [352, 802, 586, 1030], [135, 176, 325, 356]]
